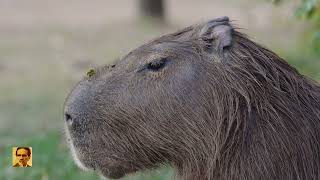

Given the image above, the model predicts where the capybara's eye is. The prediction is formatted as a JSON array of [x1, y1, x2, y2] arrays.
[[147, 58, 167, 71]]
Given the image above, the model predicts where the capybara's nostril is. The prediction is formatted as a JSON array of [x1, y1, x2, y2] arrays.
[[65, 113, 72, 123]]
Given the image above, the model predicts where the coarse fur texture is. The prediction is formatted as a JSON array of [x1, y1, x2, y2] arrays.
[[64, 16, 320, 180]]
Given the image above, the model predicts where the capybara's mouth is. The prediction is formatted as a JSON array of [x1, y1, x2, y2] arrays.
[[65, 129, 97, 171], [69, 141, 97, 171]]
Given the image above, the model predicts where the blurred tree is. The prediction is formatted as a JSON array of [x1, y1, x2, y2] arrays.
[[139, 0, 165, 21], [295, 0, 320, 54], [273, 0, 320, 54]]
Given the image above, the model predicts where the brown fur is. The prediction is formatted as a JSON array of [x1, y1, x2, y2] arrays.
[[64, 17, 320, 180]]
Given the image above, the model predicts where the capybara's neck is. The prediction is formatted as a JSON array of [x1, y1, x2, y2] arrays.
[[174, 34, 320, 180]]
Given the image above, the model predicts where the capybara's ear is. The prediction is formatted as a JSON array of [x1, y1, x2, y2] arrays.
[[199, 16, 233, 53]]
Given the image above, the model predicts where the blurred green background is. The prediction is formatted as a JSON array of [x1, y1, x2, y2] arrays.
[[0, 0, 319, 179]]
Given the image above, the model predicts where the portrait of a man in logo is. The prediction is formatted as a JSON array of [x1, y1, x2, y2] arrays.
[[12, 147, 32, 167]]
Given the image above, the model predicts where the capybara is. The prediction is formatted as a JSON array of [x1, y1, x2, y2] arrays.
[[64, 16, 320, 180]]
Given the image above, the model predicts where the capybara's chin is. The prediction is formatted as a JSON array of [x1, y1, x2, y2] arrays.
[[68, 132, 137, 179], [98, 165, 128, 179]]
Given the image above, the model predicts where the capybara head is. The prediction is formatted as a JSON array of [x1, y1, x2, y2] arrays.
[[64, 16, 320, 180]]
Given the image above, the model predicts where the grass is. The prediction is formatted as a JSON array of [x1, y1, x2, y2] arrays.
[[0, 132, 100, 180], [0, 132, 174, 180]]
